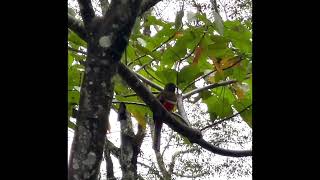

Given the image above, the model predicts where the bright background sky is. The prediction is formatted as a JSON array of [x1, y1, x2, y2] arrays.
[[68, 0, 252, 179]]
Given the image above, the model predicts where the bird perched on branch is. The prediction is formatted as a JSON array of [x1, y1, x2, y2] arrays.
[[153, 83, 177, 152]]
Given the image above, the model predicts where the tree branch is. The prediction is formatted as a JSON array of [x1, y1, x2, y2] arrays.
[[149, 122, 171, 179], [183, 79, 237, 99], [137, 174, 146, 180], [135, 72, 164, 91], [176, 94, 191, 126], [112, 100, 147, 107], [182, 57, 243, 92], [128, 32, 176, 67], [68, 14, 89, 42], [137, 162, 163, 180], [134, 124, 146, 148], [68, 46, 87, 55], [104, 140, 116, 180], [105, 139, 120, 159], [122, 91, 159, 98], [169, 147, 199, 174], [138, 0, 163, 16], [99, 0, 109, 15], [200, 104, 252, 131], [195, 138, 252, 157], [173, 171, 208, 178], [161, 130, 174, 156], [117, 63, 252, 157], [77, 0, 95, 27]]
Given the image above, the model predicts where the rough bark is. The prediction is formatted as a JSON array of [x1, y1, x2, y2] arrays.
[[108, 103, 146, 180], [149, 120, 171, 180], [104, 143, 116, 180], [118, 103, 136, 180], [68, 1, 145, 180]]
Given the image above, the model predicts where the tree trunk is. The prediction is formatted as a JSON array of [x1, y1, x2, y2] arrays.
[[68, 42, 117, 180], [118, 103, 140, 180]]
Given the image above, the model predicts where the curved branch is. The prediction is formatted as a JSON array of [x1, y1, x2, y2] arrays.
[[105, 139, 120, 159], [77, 0, 95, 27], [195, 138, 252, 157], [137, 162, 163, 180], [68, 14, 89, 42], [117, 63, 252, 157], [183, 80, 237, 99], [139, 0, 163, 16], [169, 147, 199, 174], [176, 94, 191, 126]]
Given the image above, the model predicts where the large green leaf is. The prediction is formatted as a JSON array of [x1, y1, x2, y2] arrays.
[[178, 65, 202, 85], [203, 93, 233, 119], [233, 97, 252, 127], [224, 21, 252, 54], [155, 69, 177, 85], [68, 30, 87, 48]]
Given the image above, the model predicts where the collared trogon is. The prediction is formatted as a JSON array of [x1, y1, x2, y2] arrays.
[[153, 83, 177, 152]]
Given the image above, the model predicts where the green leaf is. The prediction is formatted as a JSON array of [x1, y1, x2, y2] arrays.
[[213, 12, 224, 35], [224, 20, 252, 54], [68, 91, 80, 105], [68, 31, 87, 48], [68, 52, 74, 67], [161, 48, 181, 67], [199, 90, 211, 100], [196, 13, 212, 25], [146, 15, 171, 28], [233, 98, 252, 127], [203, 92, 233, 118], [175, 9, 184, 29], [113, 75, 132, 96], [68, 67, 82, 87], [155, 69, 177, 85], [135, 44, 160, 60], [68, 119, 76, 130], [178, 65, 202, 85]]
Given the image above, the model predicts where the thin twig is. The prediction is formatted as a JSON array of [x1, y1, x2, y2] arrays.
[[112, 101, 147, 107], [182, 57, 244, 92], [200, 104, 252, 131], [135, 72, 164, 91], [183, 79, 237, 99], [68, 46, 87, 55], [128, 33, 176, 67], [122, 91, 160, 98]]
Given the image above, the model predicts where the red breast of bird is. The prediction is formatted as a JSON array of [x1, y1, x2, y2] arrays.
[[162, 99, 176, 111]]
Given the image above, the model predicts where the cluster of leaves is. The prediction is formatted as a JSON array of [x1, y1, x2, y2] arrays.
[[68, 7, 252, 129]]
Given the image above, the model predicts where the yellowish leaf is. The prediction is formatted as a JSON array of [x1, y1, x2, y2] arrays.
[[175, 31, 183, 38], [233, 84, 245, 100], [131, 110, 146, 129], [210, 57, 223, 73], [192, 46, 203, 65], [222, 56, 241, 69]]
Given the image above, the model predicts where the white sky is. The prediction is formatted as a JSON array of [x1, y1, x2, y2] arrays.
[[68, 0, 252, 179]]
